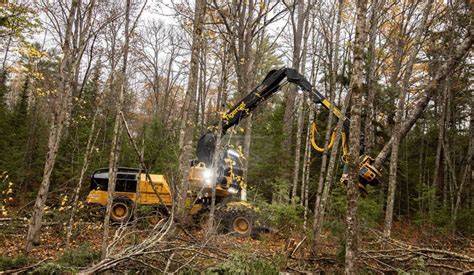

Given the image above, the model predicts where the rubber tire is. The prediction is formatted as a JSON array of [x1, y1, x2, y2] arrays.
[[110, 197, 133, 224], [221, 208, 255, 237]]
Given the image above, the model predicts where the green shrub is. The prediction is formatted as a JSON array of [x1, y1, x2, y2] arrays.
[[357, 187, 384, 228], [33, 262, 76, 274], [454, 208, 474, 236], [0, 254, 29, 271], [32, 243, 98, 273], [259, 202, 304, 232], [431, 207, 452, 232], [58, 243, 99, 268], [246, 187, 303, 233]]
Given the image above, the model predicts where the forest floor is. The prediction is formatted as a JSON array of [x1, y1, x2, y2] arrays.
[[0, 209, 473, 273]]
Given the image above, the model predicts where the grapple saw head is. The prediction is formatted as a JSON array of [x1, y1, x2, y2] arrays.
[[340, 155, 382, 195]]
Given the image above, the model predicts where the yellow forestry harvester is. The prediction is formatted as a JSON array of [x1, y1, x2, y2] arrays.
[[85, 68, 382, 237]]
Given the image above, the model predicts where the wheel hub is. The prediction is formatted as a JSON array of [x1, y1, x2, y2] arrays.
[[112, 203, 127, 218], [233, 217, 250, 233]]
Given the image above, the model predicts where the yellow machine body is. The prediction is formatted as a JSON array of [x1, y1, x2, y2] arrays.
[[85, 168, 232, 216], [86, 174, 173, 206]]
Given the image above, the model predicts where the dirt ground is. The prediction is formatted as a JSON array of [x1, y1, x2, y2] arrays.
[[0, 210, 473, 273]]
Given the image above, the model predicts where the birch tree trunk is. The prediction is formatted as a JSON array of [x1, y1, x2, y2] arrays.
[[290, 95, 304, 202], [292, 2, 312, 205], [383, 0, 433, 238], [345, 0, 368, 272], [284, 0, 306, 191], [302, 107, 313, 227], [364, 0, 385, 154], [177, 0, 206, 216], [102, 0, 132, 259], [297, 14, 311, 208], [25, 0, 80, 253]]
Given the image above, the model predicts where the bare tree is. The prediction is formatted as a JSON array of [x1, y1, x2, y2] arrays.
[[177, 0, 206, 217], [344, 0, 368, 272], [26, 0, 97, 252], [286, 0, 310, 204]]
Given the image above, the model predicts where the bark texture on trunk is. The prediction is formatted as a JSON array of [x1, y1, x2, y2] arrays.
[[432, 89, 448, 210], [284, 0, 307, 192], [177, 0, 206, 216], [364, 0, 385, 154], [302, 107, 313, 228], [25, 0, 81, 253], [291, 9, 311, 204], [291, 96, 304, 204], [345, 0, 368, 272]]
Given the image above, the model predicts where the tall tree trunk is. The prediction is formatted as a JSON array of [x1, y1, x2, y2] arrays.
[[198, 44, 208, 130], [102, 0, 132, 259], [237, 0, 264, 202], [303, 34, 321, 226], [442, 87, 454, 209], [345, 0, 368, 272], [216, 41, 229, 120], [291, 95, 304, 204], [291, 4, 311, 204], [298, 12, 312, 207], [25, 0, 80, 253], [177, 0, 206, 216], [241, 116, 252, 201], [432, 89, 448, 211], [302, 107, 313, 226], [284, 0, 306, 190], [207, 119, 223, 235], [313, 45, 352, 248], [364, 0, 385, 154], [383, 0, 433, 238]]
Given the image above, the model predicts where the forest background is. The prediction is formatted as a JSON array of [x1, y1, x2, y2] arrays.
[[0, 0, 472, 273]]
